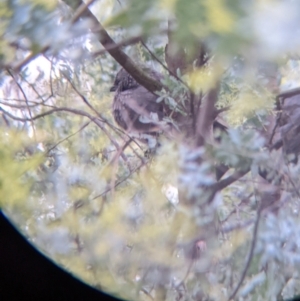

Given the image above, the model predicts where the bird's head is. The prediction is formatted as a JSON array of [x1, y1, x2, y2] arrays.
[[110, 68, 139, 92]]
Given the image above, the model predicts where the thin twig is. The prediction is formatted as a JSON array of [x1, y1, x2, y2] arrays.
[[227, 174, 262, 301], [221, 193, 253, 224], [196, 84, 220, 147], [63, 75, 124, 133], [5, 0, 96, 73], [0, 100, 41, 109], [222, 218, 255, 234], [20, 75, 44, 100], [48, 56, 55, 98], [7, 45, 50, 73], [140, 288, 154, 301], [1, 105, 93, 122], [64, 75, 144, 160], [108, 139, 133, 203], [141, 40, 188, 88], [89, 119, 128, 162], [46, 121, 92, 153], [227, 209, 261, 300], [6, 69, 37, 139], [0, 105, 127, 161], [91, 161, 146, 200], [0, 98, 56, 108], [66, 0, 164, 93]]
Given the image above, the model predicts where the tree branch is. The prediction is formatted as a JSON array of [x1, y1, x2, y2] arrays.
[[5, 0, 96, 73], [0, 105, 127, 161], [196, 84, 220, 147], [64, 0, 164, 94], [211, 168, 249, 193], [92, 35, 142, 58], [91, 160, 146, 200], [141, 40, 187, 88], [6, 69, 37, 139], [227, 206, 261, 301], [46, 121, 91, 153], [277, 87, 300, 100]]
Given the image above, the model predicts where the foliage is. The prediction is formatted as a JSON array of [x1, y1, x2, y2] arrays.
[[1, 0, 300, 301]]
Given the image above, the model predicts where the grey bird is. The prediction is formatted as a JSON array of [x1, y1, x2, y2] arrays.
[[110, 68, 170, 148]]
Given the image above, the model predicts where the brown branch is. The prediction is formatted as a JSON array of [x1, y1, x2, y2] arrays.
[[71, 0, 97, 24], [46, 121, 92, 153], [227, 207, 261, 301], [228, 174, 263, 301], [6, 45, 50, 73], [93, 22, 163, 93], [48, 56, 55, 97], [211, 169, 249, 193], [0, 97, 56, 108], [19, 73, 53, 105], [196, 84, 220, 147], [61, 75, 128, 133], [6, 0, 165, 95], [107, 138, 133, 167], [106, 139, 134, 201], [64, 75, 145, 158], [221, 193, 253, 224], [92, 118, 128, 162], [92, 35, 142, 58], [64, 0, 164, 94], [63, 75, 105, 117], [6, 69, 37, 139], [1, 106, 93, 122], [91, 160, 146, 200], [277, 87, 300, 100], [0, 105, 127, 161], [140, 288, 154, 301], [5, 0, 96, 73], [0, 100, 41, 109], [204, 168, 250, 204], [141, 40, 188, 88], [64, 74, 134, 140], [270, 139, 283, 150], [222, 218, 255, 234]]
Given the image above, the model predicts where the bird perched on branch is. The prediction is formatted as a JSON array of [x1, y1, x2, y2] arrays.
[[110, 68, 171, 148]]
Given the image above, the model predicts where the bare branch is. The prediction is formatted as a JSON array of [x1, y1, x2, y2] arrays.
[[221, 193, 253, 224], [196, 84, 220, 147], [92, 160, 147, 200], [227, 207, 261, 301], [19, 73, 53, 105], [6, 69, 36, 139], [211, 169, 249, 193], [277, 86, 300, 100], [63, 74, 135, 142], [141, 41, 188, 87], [92, 35, 142, 57], [63, 0, 164, 94], [46, 121, 92, 153], [1, 105, 94, 122], [0, 105, 128, 161], [92, 118, 128, 162], [6, 45, 50, 73], [5, 0, 96, 73], [71, 0, 97, 24], [222, 218, 255, 234]]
